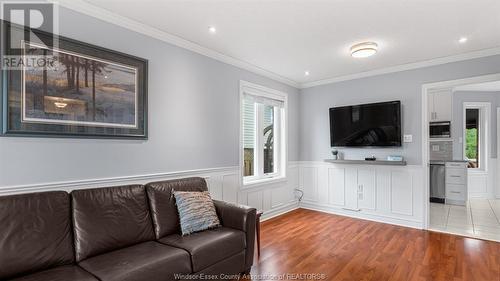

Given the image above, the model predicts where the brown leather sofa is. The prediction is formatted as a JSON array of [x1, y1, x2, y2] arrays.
[[0, 177, 256, 281]]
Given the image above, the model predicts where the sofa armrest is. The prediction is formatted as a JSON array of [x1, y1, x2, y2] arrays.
[[213, 200, 256, 271]]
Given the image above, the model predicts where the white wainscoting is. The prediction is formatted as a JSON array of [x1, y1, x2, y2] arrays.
[[0, 163, 300, 221], [468, 158, 497, 199], [297, 161, 425, 229], [0, 160, 430, 228]]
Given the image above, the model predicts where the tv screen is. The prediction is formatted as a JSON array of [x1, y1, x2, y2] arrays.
[[329, 101, 401, 147]]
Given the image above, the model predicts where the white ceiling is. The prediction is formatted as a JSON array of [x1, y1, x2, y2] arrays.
[[79, 0, 500, 87], [454, 80, 500, 92]]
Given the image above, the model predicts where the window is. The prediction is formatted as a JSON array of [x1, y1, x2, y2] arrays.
[[463, 103, 489, 170], [465, 108, 479, 168], [241, 81, 286, 186]]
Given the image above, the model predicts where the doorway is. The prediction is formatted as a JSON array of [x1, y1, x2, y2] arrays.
[[422, 74, 500, 242]]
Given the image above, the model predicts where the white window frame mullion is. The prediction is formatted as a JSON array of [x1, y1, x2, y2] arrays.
[[264, 106, 280, 178], [273, 106, 283, 175], [256, 103, 264, 179]]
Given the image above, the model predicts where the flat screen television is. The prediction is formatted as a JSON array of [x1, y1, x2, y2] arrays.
[[329, 101, 401, 147]]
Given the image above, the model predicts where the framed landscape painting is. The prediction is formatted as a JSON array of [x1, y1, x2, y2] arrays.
[[1, 22, 148, 139]]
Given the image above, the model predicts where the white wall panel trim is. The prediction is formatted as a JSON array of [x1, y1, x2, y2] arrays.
[[0, 166, 238, 195], [300, 202, 423, 229]]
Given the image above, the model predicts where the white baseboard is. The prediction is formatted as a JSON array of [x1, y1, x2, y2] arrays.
[[261, 201, 300, 221], [300, 202, 424, 229]]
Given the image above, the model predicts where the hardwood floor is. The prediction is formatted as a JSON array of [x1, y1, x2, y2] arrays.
[[248, 208, 500, 281]]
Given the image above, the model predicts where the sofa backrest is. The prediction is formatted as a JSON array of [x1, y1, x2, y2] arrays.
[[71, 185, 155, 261], [146, 177, 208, 239], [0, 191, 74, 280]]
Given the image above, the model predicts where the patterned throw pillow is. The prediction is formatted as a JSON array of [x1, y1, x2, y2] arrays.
[[173, 191, 221, 235]]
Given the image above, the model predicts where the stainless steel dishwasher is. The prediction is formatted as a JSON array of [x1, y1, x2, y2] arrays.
[[430, 160, 446, 203]]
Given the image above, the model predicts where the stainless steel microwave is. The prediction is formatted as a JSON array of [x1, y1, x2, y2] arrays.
[[429, 121, 451, 138]]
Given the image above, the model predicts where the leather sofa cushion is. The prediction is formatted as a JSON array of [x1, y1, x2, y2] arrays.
[[158, 227, 246, 272], [146, 177, 208, 238], [79, 241, 191, 281], [71, 185, 155, 261], [0, 191, 74, 280], [197, 251, 245, 275], [9, 265, 98, 281]]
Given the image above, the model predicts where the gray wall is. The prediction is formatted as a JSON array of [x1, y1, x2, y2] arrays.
[[451, 91, 500, 159], [299, 55, 500, 165], [0, 8, 300, 187]]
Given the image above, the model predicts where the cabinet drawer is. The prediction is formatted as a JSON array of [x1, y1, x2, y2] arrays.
[[445, 162, 467, 168], [446, 184, 466, 201], [446, 169, 466, 184]]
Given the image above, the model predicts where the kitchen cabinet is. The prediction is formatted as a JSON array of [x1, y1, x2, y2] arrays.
[[428, 88, 452, 121], [445, 161, 467, 205]]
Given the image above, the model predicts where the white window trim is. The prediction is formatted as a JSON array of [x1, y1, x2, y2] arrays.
[[462, 102, 490, 173], [239, 80, 288, 188]]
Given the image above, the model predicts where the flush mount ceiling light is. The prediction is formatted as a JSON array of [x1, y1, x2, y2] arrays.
[[458, 37, 468, 43], [208, 26, 217, 34], [304, 71, 310, 76], [350, 42, 378, 58]]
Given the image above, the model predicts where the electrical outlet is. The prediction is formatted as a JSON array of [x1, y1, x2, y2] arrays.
[[403, 134, 413, 143]]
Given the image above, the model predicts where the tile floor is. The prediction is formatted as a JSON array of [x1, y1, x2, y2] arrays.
[[429, 199, 500, 242]]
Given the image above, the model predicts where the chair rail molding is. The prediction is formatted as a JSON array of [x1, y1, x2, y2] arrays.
[[0, 162, 301, 220]]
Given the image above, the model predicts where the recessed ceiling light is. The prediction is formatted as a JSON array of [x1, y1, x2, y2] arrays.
[[350, 42, 378, 58], [458, 37, 468, 43], [208, 26, 217, 34], [304, 71, 310, 76]]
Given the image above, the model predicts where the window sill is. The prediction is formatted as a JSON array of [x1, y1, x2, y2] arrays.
[[242, 176, 287, 189], [468, 169, 487, 175]]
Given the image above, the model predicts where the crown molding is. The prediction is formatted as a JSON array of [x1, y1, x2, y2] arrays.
[[50, 0, 500, 91], [50, 0, 300, 88], [300, 46, 500, 89]]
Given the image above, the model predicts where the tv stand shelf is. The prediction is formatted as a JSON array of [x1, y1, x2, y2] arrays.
[[324, 159, 407, 166]]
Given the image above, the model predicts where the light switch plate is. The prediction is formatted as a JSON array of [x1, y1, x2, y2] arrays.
[[403, 134, 413, 143], [432, 145, 440, 152]]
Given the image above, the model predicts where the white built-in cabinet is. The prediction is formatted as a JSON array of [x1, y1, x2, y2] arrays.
[[331, 168, 377, 211], [300, 163, 423, 228], [428, 88, 452, 122], [344, 168, 358, 210], [356, 169, 377, 210]]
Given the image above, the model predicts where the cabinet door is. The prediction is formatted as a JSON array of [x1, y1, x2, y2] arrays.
[[345, 168, 358, 210], [433, 89, 452, 121], [328, 168, 345, 206], [357, 169, 376, 210], [428, 91, 436, 121]]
